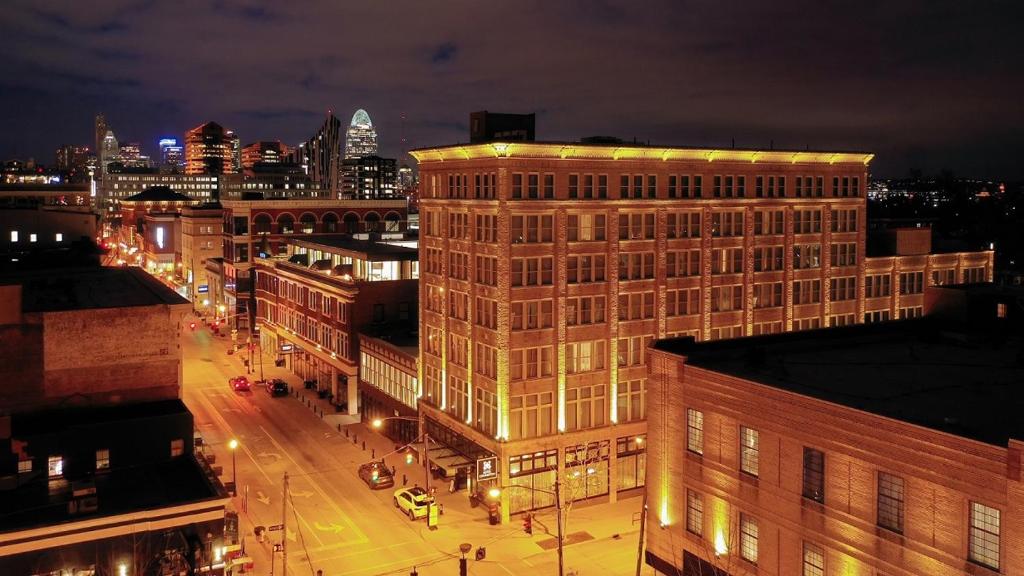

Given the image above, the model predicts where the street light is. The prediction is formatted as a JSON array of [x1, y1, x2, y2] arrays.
[[228, 439, 238, 496], [371, 417, 435, 526]]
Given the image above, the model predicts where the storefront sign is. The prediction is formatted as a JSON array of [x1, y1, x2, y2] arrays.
[[279, 343, 294, 354], [476, 456, 498, 481], [198, 284, 209, 293]]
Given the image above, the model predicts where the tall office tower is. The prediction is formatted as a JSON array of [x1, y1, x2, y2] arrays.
[[184, 121, 233, 175], [55, 145, 90, 172], [94, 114, 107, 164], [305, 112, 342, 191], [159, 138, 184, 173], [345, 108, 378, 159], [340, 155, 398, 199], [411, 137, 994, 518], [241, 141, 291, 169], [99, 130, 119, 175], [119, 141, 141, 164], [226, 130, 241, 173], [398, 164, 415, 190]]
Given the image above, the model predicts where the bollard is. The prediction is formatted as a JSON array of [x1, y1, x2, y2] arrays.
[[371, 448, 375, 459], [344, 427, 348, 437], [362, 440, 366, 451]]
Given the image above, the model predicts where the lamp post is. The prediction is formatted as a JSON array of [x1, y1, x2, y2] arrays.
[[488, 481, 565, 576], [228, 439, 238, 496], [371, 417, 433, 521]]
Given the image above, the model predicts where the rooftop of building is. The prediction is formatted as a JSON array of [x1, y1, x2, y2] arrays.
[[411, 140, 874, 165], [288, 235, 418, 261], [122, 186, 195, 203], [360, 321, 419, 359], [653, 318, 1024, 446], [0, 266, 188, 313], [0, 400, 224, 534]]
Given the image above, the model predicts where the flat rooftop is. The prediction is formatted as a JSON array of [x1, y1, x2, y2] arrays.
[[654, 319, 1024, 446], [289, 235, 418, 261], [1, 266, 188, 313], [411, 140, 873, 165], [0, 400, 224, 534]]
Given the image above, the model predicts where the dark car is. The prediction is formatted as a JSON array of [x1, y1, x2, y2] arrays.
[[265, 379, 289, 397], [358, 461, 395, 489]]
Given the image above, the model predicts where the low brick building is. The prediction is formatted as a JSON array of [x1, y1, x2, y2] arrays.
[[644, 315, 1024, 576]]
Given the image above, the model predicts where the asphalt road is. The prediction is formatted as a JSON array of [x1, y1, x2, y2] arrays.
[[181, 321, 648, 576]]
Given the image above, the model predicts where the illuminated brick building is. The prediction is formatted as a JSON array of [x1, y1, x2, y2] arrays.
[[644, 310, 1023, 576], [411, 140, 994, 518]]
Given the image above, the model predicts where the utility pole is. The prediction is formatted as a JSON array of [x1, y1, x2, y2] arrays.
[[282, 471, 288, 576], [555, 479, 564, 576], [422, 431, 432, 521], [635, 491, 647, 576]]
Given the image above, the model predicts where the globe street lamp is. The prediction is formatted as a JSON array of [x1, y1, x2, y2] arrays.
[[228, 439, 239, 496]]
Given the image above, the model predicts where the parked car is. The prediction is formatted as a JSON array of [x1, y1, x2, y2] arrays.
[[358, 461, 395, 490], [265, 379, 289, 397], [393, 486, 433, 520], [229, 376, 250, 392]]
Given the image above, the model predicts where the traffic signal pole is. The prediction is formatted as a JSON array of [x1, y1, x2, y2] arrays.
[[282, 471, 288, 576]]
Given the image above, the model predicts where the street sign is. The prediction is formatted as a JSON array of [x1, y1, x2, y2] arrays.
[[198, 284, 209, 293], [268, 524, 283, 531], [476, 456, 498, 481], [279, 343, 294, 354]]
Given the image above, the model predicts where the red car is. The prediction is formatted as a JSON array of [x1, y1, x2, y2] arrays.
[[229, 376, 251, 392]]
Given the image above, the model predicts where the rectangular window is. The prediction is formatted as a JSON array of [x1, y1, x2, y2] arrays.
[[740, 427, 759, 476], [512, 173, 523, 198], [802, 448, 825, 503], [18, 458, 31, 474], [686, 408, 703, 454], [803, 542, 825, 576], [686, 490, 703, 535], [171, 438, 185, 457], [740, 513, 758, 564], [877, 472, 904, 533], [96, 448, 110, 471], [969, 502, 1000, 570], [48, 455, 63, 478]]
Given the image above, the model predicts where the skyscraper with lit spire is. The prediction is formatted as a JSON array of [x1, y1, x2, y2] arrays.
[[344, 109, 378, 159]]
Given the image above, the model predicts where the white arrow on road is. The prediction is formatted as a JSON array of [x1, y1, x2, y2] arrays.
[[290, 490, 314, 498], [221, 408, 241, 413], [313, 522, 345, 534], [255, 491, 271, 505], [256, 452, 282, 461]]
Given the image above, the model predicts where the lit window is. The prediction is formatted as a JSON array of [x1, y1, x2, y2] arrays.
[[29, 234, 37, 243], [48, 455, 63, 478], [877, 472, 904, 533], [740, 426, 759, 476], [10, 231, 17, 242], [170, 438, 185, 457], [969, 502, 1000, 570], [685, 489, 703, 535], [686, 408, 703, 455], [803, 542, 824, 576], [997, 303, 1007, 318], [17, 459, 31, 474], [55, 233, 63, 242], [740, 513, 758, 563], [96, 449, 110, 471]]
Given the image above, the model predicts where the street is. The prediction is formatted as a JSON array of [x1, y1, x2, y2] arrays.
[[181, 321, 651, 576]]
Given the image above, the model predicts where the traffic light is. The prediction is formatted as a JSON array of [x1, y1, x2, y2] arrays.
[[523, 514, 533, 535], [405, 451, 414, 465], [371, 467, 379, 483]]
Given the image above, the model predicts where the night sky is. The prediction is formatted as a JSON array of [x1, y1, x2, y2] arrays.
[[2, 0, 1022, 178]]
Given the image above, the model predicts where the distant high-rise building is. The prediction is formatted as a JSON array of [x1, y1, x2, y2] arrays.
[[55, 145, 91, 173], [341, 155, 398, 199], [469, 110, 536, 143], [99, 130, 119, 175], [94, 114, 107, 165], [226, 130, 241, 173], [241, 141, 292, 169], [304, 112, 342, 191], [159, 138, 184, 173], [184, 121, 233, 175], [119, 141, 141, 163], [397, 164, 415, 190], [345, 108, 378, 160]]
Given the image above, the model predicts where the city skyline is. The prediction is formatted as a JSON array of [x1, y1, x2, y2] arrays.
[[2, 1, 1023, 179]]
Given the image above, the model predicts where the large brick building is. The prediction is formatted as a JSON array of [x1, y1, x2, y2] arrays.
[[410, 140, 994, 518], [644, 306, 1023, 576]]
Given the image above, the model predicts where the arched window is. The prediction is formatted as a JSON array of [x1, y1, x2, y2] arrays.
[[322, 212, 339, 233], [343, 212, 360, 234], [299, 212, 317, 234], [364, 212, 381, 233], [278, 213, 295, 234], [384, 211, 402, 232], [253, 213, 272, 235]]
